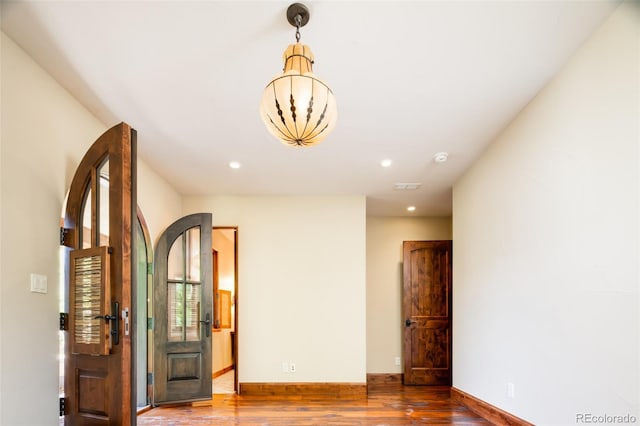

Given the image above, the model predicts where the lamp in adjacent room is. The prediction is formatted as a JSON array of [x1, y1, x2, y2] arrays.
[[259, 3, 337, 147]]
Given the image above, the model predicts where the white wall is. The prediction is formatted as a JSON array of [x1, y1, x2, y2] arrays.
[[0, 32, 107, 426], [137, 159, 182, 245], [0, 31, 182, 425], [183, 195, 367, 383], [452, 3, 639, 424], [366, 216, 451, 374]]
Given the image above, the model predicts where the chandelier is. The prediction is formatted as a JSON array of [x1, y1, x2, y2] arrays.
[[259, 3, 337, 147]]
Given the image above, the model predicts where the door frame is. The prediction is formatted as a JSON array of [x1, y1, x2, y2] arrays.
[[212, 226, 239, 393], [135, 208, 153, 411]]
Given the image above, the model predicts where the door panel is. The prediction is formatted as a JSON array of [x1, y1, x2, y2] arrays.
[[62, 122, 136, 425], [403, 241, 452, 385], [153, 213, 213, 404]]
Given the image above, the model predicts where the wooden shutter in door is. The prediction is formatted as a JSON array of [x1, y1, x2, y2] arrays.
[[70, 247, 111, 355]]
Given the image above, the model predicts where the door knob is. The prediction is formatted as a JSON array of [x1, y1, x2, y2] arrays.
[[405, 319, 417, 327]]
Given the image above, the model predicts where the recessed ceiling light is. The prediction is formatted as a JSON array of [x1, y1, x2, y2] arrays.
[[433, 152, 449, 163], [380, 159, 392, 168], [407, 206, 416, 212], [229, 161, 241, 169]]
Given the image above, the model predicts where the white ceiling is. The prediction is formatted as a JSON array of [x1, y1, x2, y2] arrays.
[[1, 0, 620, 216]]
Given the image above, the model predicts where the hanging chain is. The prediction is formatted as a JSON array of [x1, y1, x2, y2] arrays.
[[294, 14, 302, 43]]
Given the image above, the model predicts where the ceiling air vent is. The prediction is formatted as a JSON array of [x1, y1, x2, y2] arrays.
[[394, 183, 422, 190]]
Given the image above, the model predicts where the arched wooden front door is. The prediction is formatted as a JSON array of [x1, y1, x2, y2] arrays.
[[152, 213, 213, 405], [61, 122, 136, 425]]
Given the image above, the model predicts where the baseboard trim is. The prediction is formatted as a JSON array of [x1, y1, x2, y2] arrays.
[[366, 373, 403, 385], [212, 365, 234, 379], [136, 404, 152, 415], [451, 387, 534, 426], [239, 382, 367, 398]]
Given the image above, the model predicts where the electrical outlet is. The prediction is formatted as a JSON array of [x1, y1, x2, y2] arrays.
[[507, 382, 515, 399], [290, 363, 296, 373], [282, 362, 289, 373], [395, 357, 401, 366]]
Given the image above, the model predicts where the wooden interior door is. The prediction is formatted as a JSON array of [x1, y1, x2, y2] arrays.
[[402, 240, 452, 385], [61, 122, 136, 425], [153, 213, 213, 404]]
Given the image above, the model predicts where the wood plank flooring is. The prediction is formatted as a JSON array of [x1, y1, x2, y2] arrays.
[[138, 383, 491, 425]]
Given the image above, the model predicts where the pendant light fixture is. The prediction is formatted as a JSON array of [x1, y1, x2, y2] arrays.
[[259, 3, 337, 147]]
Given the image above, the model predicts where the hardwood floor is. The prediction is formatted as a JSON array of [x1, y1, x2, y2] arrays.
[[138, 383, 491, 425], [212, 369, 235, 394]]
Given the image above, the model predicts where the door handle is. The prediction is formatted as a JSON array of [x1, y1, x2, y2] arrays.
[[199, 313, 211, 338], [94, 301, 119, 345], [405, 319, 417, 327], [95, 314, 117, 321]]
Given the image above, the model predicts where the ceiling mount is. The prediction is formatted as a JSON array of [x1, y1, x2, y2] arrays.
[[286, 3, 310, 28]]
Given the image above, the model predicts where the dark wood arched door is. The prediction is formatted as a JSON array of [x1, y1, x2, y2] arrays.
[[61, 122, 136, 425], [153, 213, 213, 405]]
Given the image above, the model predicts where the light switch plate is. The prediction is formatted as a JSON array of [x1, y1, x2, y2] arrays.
[[30, 273, 47, 294]]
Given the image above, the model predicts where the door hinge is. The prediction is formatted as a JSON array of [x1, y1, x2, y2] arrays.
[[59, 397, 66, 416], [59, 227, 70, 246], [147, 262, 153, 275], [59, 313, 68, 331], [147, 317, 154, 330], [147, 372, 154, 385]]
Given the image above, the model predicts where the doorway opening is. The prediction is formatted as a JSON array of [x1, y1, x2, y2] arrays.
[[212, 227, 238, 394]]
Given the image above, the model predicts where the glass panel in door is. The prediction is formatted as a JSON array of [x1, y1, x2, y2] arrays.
[[80, 188, 92, 249], [98, 158, 110, 247], [166, 226, 202, 342]]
